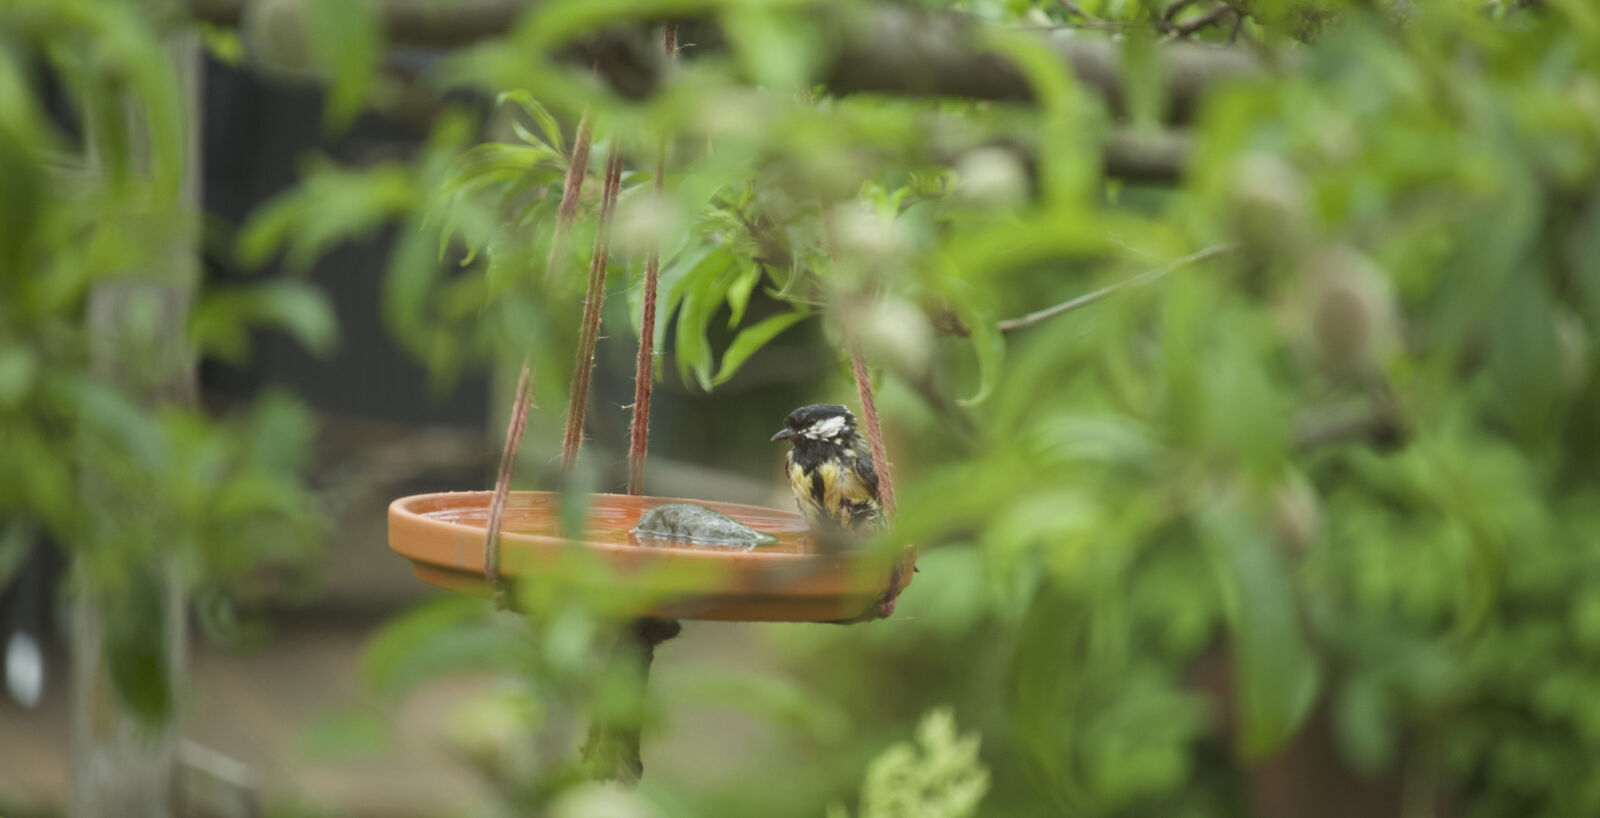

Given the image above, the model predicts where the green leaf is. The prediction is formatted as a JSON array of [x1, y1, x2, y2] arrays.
[[711, 310, 808, 386], [82, 79, 132, 188], [0, 521, 33, 590], [857, 706, 991, 818], [1333, 676, 1395, 775], [653, 244, 723, 351], [1575, 194, 1600, 327], [1486, 280, 1562, 443], [0, 122, 45, 281], [1198, 502, 1319, 761], [668, 246, 734, 390], [657, 669, 849, 741], [299, 705, 393, 761], [362, 595, 520, 698], [189, 281, 338, 364], [722, 6, 819, 91], [725, 263, 761, 328], [497, 89, 565, 153], [58, 376, 165, 471], [675, 269, 721, 392], [303, 0, 383, 133], [957, 306, 1004, 407], [0, 345, 38, 409], [105, 573, 173, 726], [238, 162, 415, 271], [198, 23, 246, 66]]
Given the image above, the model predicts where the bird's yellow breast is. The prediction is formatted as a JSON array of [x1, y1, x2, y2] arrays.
[[786, 448, 880, 532]]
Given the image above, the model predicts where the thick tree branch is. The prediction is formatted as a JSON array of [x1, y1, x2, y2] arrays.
[[1171, 5, 1238, 38], [822, 6, 1260, 122], [1100, 128, 1191, 183], [190, 1, 1259, 122], [190, 0, 524, 47]]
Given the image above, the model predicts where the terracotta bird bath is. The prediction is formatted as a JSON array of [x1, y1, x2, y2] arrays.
[[388, 490, 915, 622]]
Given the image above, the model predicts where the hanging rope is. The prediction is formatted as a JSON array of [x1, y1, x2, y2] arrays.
[[849, 342, 897, 518], [561, 143, 625, 473], [482, 111, 596, 609], [482, 362, 534, 609], [584, 27, 683, 786], [819, 204, 909, 621], [545, 113, 594, 283], [849, 340, 908, 620], [627, 24, 678, 496]]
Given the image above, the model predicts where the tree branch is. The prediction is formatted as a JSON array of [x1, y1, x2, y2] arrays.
[[1100, 128, 1192, 183], [1293, 402, 1406, 453], [1170, 4, 1237, 38], [934, 244, 1235, 337], [191, 1, 1260, 123], [822, 6, 1260, 122]]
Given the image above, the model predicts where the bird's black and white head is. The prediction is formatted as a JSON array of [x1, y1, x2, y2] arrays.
[[771, 404, 857, 448]]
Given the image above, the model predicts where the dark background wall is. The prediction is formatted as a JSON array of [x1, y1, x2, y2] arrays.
[[199, 55, 490, 428]]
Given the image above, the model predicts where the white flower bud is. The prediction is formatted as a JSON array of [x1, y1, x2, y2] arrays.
[[854, 296, 935, 377], [1225, 153, 1311, 262], [954, 147, 1028, 209], [550, 783, 663, 818], [1303, 246, 1401, 376], [613, 192, 681, 258], [243, 0, 317, 79]]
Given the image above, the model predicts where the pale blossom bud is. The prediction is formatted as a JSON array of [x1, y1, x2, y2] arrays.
[[954, 147, 1028, 209]]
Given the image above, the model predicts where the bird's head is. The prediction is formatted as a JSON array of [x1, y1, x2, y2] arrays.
[[771, 403, 856, 446]]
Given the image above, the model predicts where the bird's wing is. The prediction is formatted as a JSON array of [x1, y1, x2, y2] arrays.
[[822, 450, 883, 529]]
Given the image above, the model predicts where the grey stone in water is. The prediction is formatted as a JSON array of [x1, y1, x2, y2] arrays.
[[630, 503, 778, 547]]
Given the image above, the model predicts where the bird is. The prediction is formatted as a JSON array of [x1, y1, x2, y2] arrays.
[[771, 403, 885, 537]]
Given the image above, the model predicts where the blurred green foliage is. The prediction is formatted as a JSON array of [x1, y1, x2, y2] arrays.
[[9, 0, 1600, 815], [0, 0, 329, 722], [238, 0, 1600, 814]]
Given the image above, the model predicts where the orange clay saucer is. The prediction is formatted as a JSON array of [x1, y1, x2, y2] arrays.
[[388, 491, 915, 622]]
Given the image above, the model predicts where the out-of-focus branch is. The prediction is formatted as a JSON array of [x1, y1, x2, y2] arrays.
[[1057, 0, 1095, 20], [1293, 402, 1407, 453], [1100, 128, 1191, 183], [823, 7, 1260, 122], [1170, 4, 1238, 38], [939, 244, 1236, 337], [1160, 0, 1205, 29], [188, 0, 524, 47], [189, 1, 1260, 121]]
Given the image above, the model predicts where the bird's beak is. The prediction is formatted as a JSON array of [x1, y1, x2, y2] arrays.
[[770, 428, 796, 442]]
